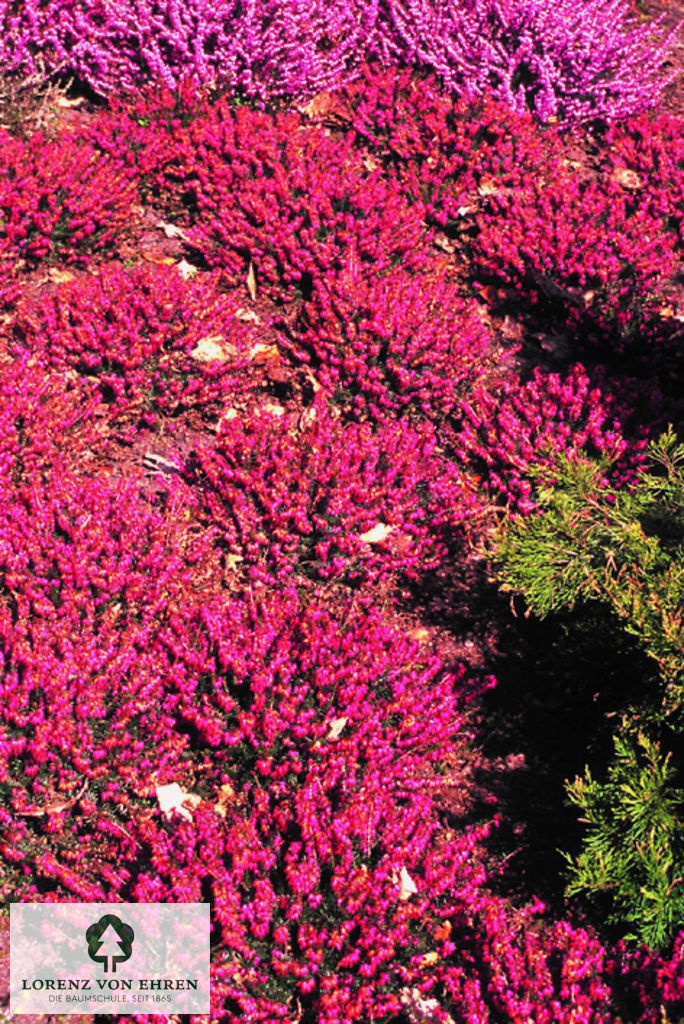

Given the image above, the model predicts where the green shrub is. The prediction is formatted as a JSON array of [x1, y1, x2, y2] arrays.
[[495, 430, 684, 706], [565, 726, 684, 948], [494, 431, 684, 946]]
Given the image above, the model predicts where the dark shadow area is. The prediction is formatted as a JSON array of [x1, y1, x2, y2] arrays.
[[406, 561, 663, 930], [476, 600, 662, 921]]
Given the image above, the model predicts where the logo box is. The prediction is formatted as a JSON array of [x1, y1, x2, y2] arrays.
[[10, 902, 210, 1015]]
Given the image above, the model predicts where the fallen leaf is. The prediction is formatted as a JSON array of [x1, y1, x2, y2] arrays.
[[612, 167, 642, 191], [298, 405, 317, 430], [46, 268, 77, 284], [56, 95, 85, 109], [246, 260, 257, 300], [143, 254, 177, 266], [191, 335, 233, 363], [477, 178, 500, 196], [158, 220, 190, 241], [234, 307, 261, 324], [250, 342, 280, 365], [301, 92, 348, 122], [399, 866, 418, 900], [177, 259, 199, 280], [215, 783, 236, 819], [359, 522, 395, 545], [327, 717, 348, 741], [363, 155, 381, 172], [263, 402, 286, 416], [156, 783, 201, 822]]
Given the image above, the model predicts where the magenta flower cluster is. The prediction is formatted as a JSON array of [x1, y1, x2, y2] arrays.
[[452, 365, 645, 512], [0, 0, 675, 120], [384, 0, 675, 121], [0, 46, 681, 1024], [11, 264, 259, 436], [188, 400, 480, 585], [0, 129, 136, 267]]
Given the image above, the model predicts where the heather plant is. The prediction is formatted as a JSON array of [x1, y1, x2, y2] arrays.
[[0, 353, 105, 480], [11, 264, 259, 435], [452, 365, 638, 513], [384, 0, 675, 121], [283, 262, 494, 420], [186, 400, 480, 585], [438, 897, 684, 1022], [0, 467, 212, 875], [136, 595, 495, 1021], [344, 68, 554, 230], [470, 157, 679, 337], [0, 0, 674, 122], [0, 129, 137, 266], [597, 114, 684, 245], [86, 84, 216, 200], [0, 0, 379, 100], [179, 105, 429, 301]]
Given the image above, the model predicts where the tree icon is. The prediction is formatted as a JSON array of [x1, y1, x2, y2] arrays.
[[86, 914, 134, 973]]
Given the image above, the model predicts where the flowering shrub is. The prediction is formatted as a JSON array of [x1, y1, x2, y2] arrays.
[[178, 104, 429, 301], [132, 595, 496, 1022], [0, 32, 680, 1024], [0, 0, 674, 121], [11, 264, 258, 434], [384, 0, 674, 121], [596, 114, 684, 244], [187, 401, 479, 584], [0, 129, 137, 266], [452, 365, 639, 512], [437, 899, 684, 1023], [0, 0, 379, 100], [345, 67, 553, 230], [1, 584, 493, 1015], [0, 354, 106, 480], [86, 85, 216, 198], [0, 469, 208, 823], [470, 159, 679, 333], [284, 262, 495, 420]]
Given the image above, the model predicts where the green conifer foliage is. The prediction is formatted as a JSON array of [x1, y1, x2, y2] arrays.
[[495, 432, 684, 946]]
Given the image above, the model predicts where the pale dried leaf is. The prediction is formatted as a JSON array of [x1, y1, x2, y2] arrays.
[[156, 783, 200, 822], [56, 95, 85, 109], [613, 168, 642, 190], [399, 866, 418, 900], [177, 259, 199, 280], [47, 268, 77, 284], [215, 783, 236, 819], [477, 178, 499, 197], [360, 522, 394, 545], [249, 342, 280, 365], [327, 717, 348, 741], [263, 402, 286, 416], [234, 307, 261, 324], [158, 220, 190, 241], [246, 260, 257, 300], [191, 335, 232, 363]]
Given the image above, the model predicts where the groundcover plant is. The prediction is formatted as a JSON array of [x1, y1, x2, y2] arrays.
[[0, 0, 682, 1022]]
